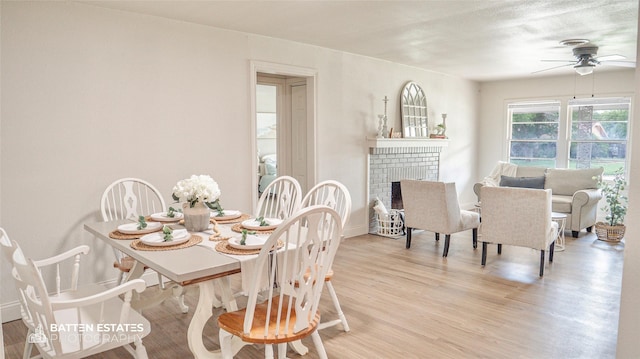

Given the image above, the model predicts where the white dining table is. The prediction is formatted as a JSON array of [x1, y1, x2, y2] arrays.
[[84, 219, 244, 359]]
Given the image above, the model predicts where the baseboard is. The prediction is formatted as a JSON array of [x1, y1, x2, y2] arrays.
[[344, 224, 369, 238], [2, 271, 164, 323]]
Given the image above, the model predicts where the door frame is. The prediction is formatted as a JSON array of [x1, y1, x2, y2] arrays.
[[249, 61, 317, 212]]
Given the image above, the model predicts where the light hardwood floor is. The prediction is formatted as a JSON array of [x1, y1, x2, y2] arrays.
[[3, 229, 624, 358]]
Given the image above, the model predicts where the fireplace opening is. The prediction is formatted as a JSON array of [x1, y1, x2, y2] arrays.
[[391, 181, 403, 210]]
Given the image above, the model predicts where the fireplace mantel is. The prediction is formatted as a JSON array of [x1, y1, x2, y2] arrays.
[[367, 137, 449, 149]]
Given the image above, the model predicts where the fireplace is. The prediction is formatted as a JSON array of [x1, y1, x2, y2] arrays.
[[391, 181, 403, 210], [368, 138, 447, 233]]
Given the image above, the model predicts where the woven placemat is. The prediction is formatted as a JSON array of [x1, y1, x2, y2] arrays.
[[214, 213, 251, 224], [130, 235, 202, 251], [109, 228, 162, 240], [231, 223, 275, 235], [215, 239, 283, 255]]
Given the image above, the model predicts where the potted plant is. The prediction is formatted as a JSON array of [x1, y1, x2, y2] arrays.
[[595, 168, 628, 242]]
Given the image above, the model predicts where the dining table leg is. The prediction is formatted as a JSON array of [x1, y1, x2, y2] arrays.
[[126, 261, 184, 312], [187, 278, 241, 358]]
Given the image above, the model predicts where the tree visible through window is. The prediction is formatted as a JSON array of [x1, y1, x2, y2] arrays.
[[568, 98, 630, 177], [508, 102, 560, 167]]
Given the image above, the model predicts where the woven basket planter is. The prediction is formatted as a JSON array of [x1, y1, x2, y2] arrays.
[[595, 222, 626, 242]]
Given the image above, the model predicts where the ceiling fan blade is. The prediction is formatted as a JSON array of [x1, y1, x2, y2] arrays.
[[541, 59, 576, 63], [595, 54, 626, 62], [531, 63, 575, 74], [601, 60, 636, 68]]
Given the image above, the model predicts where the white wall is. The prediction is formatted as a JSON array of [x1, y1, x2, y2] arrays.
[[0, 1, 479, 319], [615, 8, 640, 357], [478, 69, 636, 178]]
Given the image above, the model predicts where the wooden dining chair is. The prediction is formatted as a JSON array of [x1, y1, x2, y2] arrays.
[[101, 177, 188, 313], [11, 243, 151, 359], [217, 205, 343, 359], [255, 175, 302, 220], [301, 180, 351, 332]]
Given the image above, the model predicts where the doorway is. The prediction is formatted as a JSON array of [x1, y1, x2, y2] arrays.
[[250, 62, 317, 211]]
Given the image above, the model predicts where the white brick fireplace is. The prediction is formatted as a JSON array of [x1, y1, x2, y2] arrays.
[[368, 138, 448, 233]]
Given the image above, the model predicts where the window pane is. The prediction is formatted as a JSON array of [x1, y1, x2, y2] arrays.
[[568, 98, 630, 173], [510, 141, 557, 159], [512, 159, 556, 168], [512, 111, 559, 123], [568, 160, 626, 176], [512, 123, 559, 140], [569, 142, 626, 160]]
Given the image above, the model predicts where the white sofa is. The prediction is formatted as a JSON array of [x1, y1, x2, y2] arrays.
[[474, 166, 603, 238]]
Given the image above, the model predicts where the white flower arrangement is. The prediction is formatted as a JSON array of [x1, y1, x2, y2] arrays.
[[172, 175, 221, 208]]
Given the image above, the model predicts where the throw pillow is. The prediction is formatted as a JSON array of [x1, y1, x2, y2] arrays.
[[499, 175, 546, 189]]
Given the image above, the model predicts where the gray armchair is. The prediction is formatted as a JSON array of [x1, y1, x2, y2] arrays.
[[401, 180, 480, 257], [480, 186, 558, 277]]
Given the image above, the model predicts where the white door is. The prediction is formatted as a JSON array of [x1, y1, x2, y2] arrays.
[[289, 82, 307, 193]]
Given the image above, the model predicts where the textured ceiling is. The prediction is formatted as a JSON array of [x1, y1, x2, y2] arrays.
[[82, 0, 638, 81]]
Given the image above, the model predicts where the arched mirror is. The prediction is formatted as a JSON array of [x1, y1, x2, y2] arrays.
[[400, 82, 428, 137]]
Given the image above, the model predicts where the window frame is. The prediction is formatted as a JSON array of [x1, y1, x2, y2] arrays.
[[505, 96, 633, 180], [567, 97, 631, 178], [506, 101, 561, 168]]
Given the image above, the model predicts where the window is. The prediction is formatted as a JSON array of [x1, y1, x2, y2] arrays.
[[568, 98, 630, 177], [507, 102, 560, 167], [507, 97, 631, 177]]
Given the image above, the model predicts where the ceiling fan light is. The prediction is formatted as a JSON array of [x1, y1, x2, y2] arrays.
[[575, 64, 594, 76]]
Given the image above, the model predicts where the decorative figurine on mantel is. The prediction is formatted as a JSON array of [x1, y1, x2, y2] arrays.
[[430, 113, 448, 139], [381, 96, 389, 138]]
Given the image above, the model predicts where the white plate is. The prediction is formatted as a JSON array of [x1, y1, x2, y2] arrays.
[[150, 212, 184, 222], [228, 235, 267, 250], [140, 229, 190, 247], [211, 209, 242, 221], [117, 221, 162, 235], [242, 218, 283, 231]]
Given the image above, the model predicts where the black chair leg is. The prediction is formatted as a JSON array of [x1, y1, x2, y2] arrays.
[[481, 242, 487, 266], [497, 244, 502, 255], [472, 228, 478, 249], [435, 233, 440, 241], [572, 231, 579, 238], [549, 241, 555, 262], [443, 235, 451, 257], [586, 226, 593, 233], [406, 228, 412, 249], [539, 250, 545, 277]]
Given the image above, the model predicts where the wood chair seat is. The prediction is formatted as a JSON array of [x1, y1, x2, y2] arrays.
[[218, 295, 321, 345]]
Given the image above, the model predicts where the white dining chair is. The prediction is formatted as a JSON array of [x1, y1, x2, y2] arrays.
[[255, 175, 302, 220], [217, 205, 343, 359], [301, 180, 352, 332], [11, 243, 151, 359], [101, 177, 188, 313], [1, 228, 107, 359]]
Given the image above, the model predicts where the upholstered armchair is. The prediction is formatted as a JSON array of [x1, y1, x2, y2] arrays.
[[479, 186, 558, 277], [400, 180, 480, 257]]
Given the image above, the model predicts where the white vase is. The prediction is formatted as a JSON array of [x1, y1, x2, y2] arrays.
[[182, 202, 210, 232]]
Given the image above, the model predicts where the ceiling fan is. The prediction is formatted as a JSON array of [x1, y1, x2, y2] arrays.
[[534, 42, 636, 76]]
